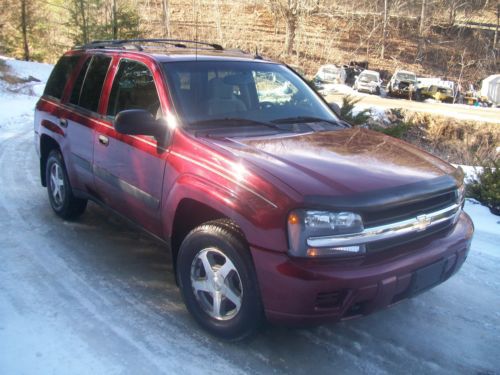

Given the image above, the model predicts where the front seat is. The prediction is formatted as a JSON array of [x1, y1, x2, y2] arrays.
[[207, 78, 246, 116]]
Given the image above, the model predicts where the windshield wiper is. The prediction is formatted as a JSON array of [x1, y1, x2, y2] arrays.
[[272, 116, 347, 127], [189, 117, 285, 131]]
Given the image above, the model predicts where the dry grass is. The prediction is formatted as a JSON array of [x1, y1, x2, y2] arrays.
[[398, 111, 499, 165]]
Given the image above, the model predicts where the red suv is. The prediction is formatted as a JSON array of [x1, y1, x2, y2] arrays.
[[35, 39, 474, 340]]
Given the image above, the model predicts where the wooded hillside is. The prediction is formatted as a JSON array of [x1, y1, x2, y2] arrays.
[[0, 0, 498, 83]]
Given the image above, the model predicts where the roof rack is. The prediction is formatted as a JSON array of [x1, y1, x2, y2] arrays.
[[77, 39, 224, 51]]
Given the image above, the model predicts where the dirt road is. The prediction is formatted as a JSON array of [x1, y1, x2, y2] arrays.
[[325, 91, 500, 124], [0, 112, 499, 374]]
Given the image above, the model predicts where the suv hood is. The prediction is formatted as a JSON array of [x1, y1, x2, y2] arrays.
[[207, 128, 458, 198]]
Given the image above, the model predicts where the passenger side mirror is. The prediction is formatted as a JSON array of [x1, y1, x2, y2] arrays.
[[114, 109, 165, 139], [328, 102, 341, 117]]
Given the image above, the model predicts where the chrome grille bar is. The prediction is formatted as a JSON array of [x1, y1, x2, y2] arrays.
[[307, 203, 461, 248]]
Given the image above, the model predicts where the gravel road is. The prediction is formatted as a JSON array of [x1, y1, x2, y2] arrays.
[[1, 117, 499, 375]]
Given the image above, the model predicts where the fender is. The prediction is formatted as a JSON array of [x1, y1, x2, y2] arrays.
[[162, 173, 289, 253]]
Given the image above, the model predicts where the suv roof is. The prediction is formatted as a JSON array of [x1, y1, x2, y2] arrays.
[[73, 39, 272, 64]]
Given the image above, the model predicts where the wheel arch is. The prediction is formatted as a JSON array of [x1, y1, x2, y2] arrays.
[[39, 134, 61, 187], [169, 198, 249, 276]]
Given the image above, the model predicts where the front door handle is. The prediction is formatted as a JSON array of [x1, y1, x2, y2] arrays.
[[98, 134, 109, 146], [59, 118, 68, 128]]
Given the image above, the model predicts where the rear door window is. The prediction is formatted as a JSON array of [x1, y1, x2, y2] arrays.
[[69, 57, 91, 105], [107, 60, 161, 118], [77, 54, 112, 112], [44, 55, 81, 100]]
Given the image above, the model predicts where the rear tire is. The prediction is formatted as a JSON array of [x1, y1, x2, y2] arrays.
[[177, 220, 264, 341], [46, 150, 87, 220]]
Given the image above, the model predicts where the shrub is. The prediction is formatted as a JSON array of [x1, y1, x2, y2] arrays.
[[340, 95, 371, 126], [370, 108, 412, 138], [466, 159, 500, 216], [377, 122, 411, 138]]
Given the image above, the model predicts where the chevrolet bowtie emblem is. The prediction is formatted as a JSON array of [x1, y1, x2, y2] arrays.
[[415, 214, 432, 231]]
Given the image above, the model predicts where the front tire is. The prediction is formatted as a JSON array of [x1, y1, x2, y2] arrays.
[[46, 150, 87, 220], [177, 220, 264, 340]]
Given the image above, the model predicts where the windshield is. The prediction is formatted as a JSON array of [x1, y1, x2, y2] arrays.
[[162, 61, 337, 128], [360, 73, 378, 82], [438, 87, 452, 95], [323, 67, 339, 75], [396, 72, 416, 82]]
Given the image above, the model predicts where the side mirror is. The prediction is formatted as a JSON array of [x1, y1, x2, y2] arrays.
[[115, 109, 165, 139], [329, 102, 341, 117]]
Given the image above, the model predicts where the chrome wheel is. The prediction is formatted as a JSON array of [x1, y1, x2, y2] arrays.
[[49, 162, 65, 208], [190, 248, 243, 320]]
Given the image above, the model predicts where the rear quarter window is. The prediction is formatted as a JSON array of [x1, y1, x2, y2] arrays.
[[77, 54, 112, 112], [44, 55, 81, 100]]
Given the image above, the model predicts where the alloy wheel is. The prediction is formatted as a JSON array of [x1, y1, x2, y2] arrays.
[[190, 248, 243, 320], [49, 162, 65, 208]]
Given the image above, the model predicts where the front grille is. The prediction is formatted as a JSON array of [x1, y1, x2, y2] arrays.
[[367, 220, 453, 253], [398, 82, 410, 89], [363, 188, 459, 253], [363, 190, 457, 227]]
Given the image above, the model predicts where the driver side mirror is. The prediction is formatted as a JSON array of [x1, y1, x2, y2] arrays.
[[115, 109, 166, 139]]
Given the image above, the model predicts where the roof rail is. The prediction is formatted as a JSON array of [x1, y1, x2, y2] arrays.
[[76, 39, 224, 51]]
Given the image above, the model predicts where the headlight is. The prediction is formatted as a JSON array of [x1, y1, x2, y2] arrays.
[[288, 210, 365, 258], [454, 167, 466, 207], [457, 183, 466, 206]]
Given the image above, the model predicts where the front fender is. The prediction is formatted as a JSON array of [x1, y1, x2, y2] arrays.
[[161, 173, 288, 252]]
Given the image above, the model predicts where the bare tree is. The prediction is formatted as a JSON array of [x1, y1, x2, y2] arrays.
[[381, 0, 388, 59], [162, 0, 170, 37], [419, 0, 426, 36], [495, 2, 499, 47], [214, 0, 223, 41], [112, 0, 117, 39], [266, 0, 320, 55]]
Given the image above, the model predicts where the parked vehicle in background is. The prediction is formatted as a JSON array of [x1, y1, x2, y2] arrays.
[[353, 70, 382, 95], [480, 74, 500, 107], [420, 85, 454, 103], [313, 64, 347, 85], [388, 70, 418, 99], [344, 61, 368, 86], [35, 39, 473, 341]]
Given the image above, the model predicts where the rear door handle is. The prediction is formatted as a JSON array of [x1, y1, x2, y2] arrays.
[[59, 118, 68, 128], [98, 134, 109, 146]]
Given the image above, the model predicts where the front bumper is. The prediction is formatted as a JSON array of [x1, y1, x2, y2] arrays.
[[357, 84, 378, 93], [251, 212, 473, 325]]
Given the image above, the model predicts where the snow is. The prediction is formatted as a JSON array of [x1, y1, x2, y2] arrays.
[[0, 56, 52, 140], [319, 83, 357, 95], [0, 55, 53, 82], [1, 57, 499, 374]]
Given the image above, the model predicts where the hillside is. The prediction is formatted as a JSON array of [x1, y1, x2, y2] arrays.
[[0, 0, 498, 84]]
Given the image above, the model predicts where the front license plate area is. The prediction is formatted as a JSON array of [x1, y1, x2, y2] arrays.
[[409, 259, 446, 296]]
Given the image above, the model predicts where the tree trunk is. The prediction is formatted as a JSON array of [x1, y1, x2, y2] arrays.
[[419, 0, 426, 36], [285, 15, 296, 55], [21, 0, 30, 61], [214, 0, 222, 41], [79, 0, 88, 44], [112, 0, 117, 39], [162, 0, 170, 38], [494, 3, 499, 48], [381, 0, 388, 59]]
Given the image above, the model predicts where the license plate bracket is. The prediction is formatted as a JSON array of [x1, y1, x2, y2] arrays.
[[409, 259, 446, 296]]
